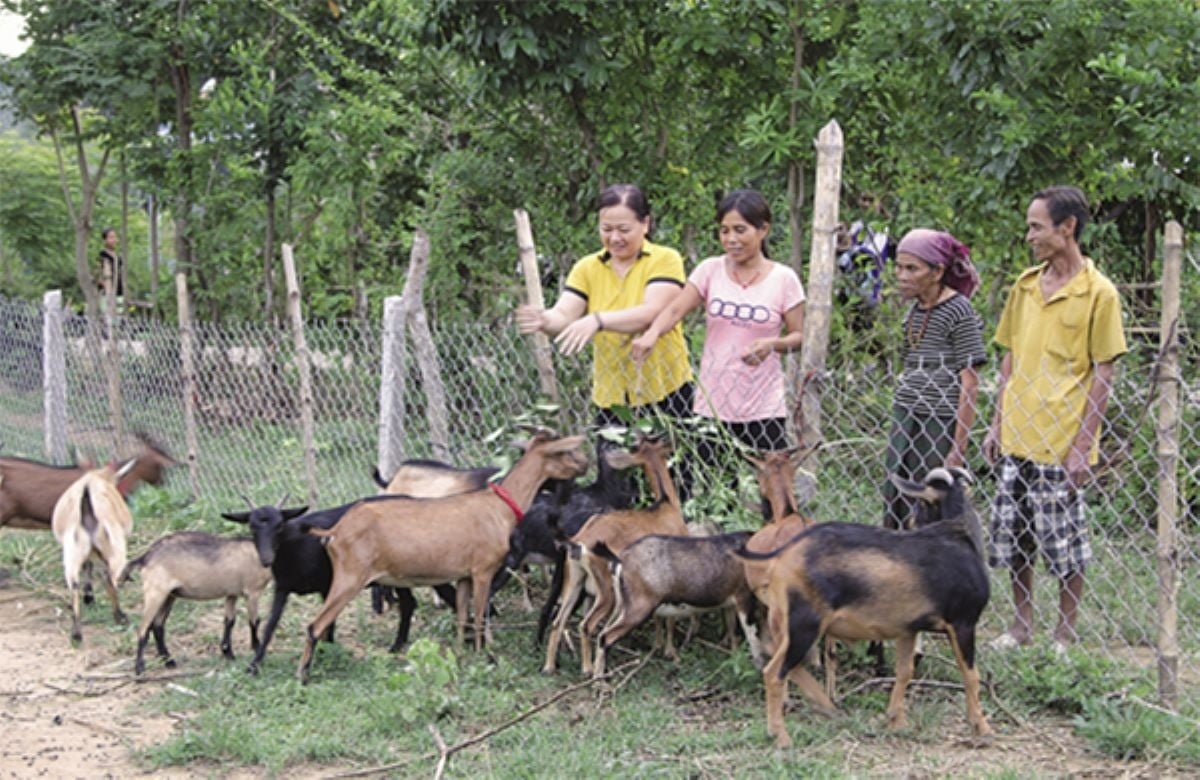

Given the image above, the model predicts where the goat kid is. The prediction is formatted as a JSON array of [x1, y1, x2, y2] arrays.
[[121, 531, 271, 675], [591, 530, 764, 677], [542, 434, 687, 675], [736, 467, 991, 748], [296, 431, 589, 681], [51, 461, 138, 643]]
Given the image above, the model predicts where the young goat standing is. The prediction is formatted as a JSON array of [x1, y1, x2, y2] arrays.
[[296, 431, 589, 681], [121, 531, 272, 675], [736, 468, 992, 748], [51, 461, 138, 644]]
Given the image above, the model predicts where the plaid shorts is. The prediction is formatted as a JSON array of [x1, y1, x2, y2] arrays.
[[988, 456, 1091, 578]]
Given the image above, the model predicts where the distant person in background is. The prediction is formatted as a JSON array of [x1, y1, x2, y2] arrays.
[[97, 227, 124, 312], [515, 183, 694, 429], [631, 189, 804, 465], [882, 228, 986, 530], [984, 185, 1127, 653]]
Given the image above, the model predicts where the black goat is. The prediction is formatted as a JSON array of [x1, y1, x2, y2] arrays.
[[736, 467, 991, 748]]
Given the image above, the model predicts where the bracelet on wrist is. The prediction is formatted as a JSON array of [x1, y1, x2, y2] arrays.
[[594, 312, 604, 331]]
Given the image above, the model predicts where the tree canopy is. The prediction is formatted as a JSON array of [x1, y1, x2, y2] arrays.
[[0, 0, 1196, 325]]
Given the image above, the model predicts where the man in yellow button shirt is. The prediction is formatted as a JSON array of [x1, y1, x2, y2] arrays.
[[983, 185, 1127, 653]]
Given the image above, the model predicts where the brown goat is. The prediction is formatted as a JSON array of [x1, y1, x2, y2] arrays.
[[0, 434, 174, 530], [736, 468, 992, 748], [542, 434, 687, 675], [295, 431, 589, 681], [51, 462, 137, 643]]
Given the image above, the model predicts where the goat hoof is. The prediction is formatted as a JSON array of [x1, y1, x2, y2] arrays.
[[164, 658, 178, 669], [113, 611, 129, 626], [245, 664, 260, 676]]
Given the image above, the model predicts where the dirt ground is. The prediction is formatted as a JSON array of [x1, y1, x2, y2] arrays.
[[0, 575, 1191, 779]]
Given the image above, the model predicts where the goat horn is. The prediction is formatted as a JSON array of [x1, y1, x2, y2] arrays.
[[115, 457, 138, 479], [241, 494, 257, 510], [277, 492, 290, 509]]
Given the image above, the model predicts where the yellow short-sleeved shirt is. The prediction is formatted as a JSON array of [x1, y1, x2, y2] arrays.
[[994, 258, 1127, 465], [564, 241, 693, 408]]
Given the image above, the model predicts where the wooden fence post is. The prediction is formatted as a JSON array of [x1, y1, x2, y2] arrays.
[[796, 120, 844, 459], [41, 290, 68, 463], [175, 273, 201, 498], [514, 209, 561, 407], [377, 295, 408, 483], [402, 229, 452, 462], [1155, 220, 1183, 708], [104, 281, 124, 453], [282, 244, 320, 508]]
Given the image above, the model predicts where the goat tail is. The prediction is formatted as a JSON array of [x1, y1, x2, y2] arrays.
[[118, 554, 147, 586], [304, 524, 334, 540], [734, 526, 812, 562]]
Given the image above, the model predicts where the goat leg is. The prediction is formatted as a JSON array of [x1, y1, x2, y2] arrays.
[[885, 634, 917, 731], [389, 588, 417, 653], [221, 595, 238, 660], [248, 589, 289, 675]]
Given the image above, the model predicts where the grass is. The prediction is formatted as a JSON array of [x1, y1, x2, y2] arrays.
[[2, 464, 1199, 776]]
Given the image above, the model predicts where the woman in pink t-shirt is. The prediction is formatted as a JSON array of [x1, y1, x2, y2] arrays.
[[632, 189, 805, 455]]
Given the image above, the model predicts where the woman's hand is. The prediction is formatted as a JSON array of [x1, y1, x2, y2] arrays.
[[630, 331, 658, 364], [741, 339, 775, 366], [982, 425, 1002, 465], [515, 304, 546, 335], [554, 314, 601, 356]]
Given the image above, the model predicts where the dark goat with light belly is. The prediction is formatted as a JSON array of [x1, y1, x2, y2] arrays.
[[736, 467, 991, 748]]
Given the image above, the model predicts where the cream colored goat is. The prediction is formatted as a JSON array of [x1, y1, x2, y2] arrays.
[[51, 461, 137, 643]]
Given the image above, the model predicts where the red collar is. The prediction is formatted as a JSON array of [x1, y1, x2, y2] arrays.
[[489, 483, 525, 523]]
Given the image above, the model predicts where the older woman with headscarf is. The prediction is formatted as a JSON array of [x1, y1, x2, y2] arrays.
[[883, 228, 987, 529]]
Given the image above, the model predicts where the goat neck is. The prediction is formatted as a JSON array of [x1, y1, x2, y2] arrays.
[[753, 452, 800, 524]]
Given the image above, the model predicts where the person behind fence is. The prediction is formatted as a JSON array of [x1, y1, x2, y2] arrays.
[[97, 227, 124, 311], [882, 228, 985, 530], [514, 183, 695, 429], [983, 185, 1127, 653], [630, 189, 804, 466]]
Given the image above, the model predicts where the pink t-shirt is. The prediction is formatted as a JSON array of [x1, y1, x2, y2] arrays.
[[689, 256, 805, 422]]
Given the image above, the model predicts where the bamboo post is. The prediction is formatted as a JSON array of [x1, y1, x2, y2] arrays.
[[41, 290, 68, 463], [402, 229, 452, 462], [175, 273, 201, 498], [796, 120, 844, 458], [377, 295, 408, 484], [104, 273, 124, 452], [514, 209, 561, 406], [1154, 220, 1182, 708], [282, 244, 320, 508]]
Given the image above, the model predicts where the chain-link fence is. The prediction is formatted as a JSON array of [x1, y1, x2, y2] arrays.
[[0, 276, 1196, 699]]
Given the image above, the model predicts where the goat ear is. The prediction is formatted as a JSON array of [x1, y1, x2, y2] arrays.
[[222, 511, 251, 524], [115, 457, 138, 479], [282, 506, 309, 521]]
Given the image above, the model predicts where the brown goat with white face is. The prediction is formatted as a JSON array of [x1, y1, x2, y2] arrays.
[[736, 468, 992, 749], [295, 431, 589, 682], [51, 462, 137, 643], [121, 532, 272, 675]]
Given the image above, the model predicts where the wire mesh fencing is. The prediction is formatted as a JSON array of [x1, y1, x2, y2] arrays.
[[0, 287, 1196, 699]]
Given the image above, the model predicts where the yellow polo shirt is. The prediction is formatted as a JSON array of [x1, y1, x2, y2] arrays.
[[564, 241, 692, 408], [995, 258, 1127, 465]]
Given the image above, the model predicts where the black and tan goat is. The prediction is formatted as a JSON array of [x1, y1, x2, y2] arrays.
[[542, 434, 687, 675], [51, 462, 138, 643], [121, 532, 271, 675], [296, 431, 589, 681], [590, 530, 764, 677], [736, 467, 991, 748]]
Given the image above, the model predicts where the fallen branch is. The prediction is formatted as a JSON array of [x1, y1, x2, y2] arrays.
[[1127, 695, 1200, 729], [68, 716, 126, 739], [326, 659, 639, 779]]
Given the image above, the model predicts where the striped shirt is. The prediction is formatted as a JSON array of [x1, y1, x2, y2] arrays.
[[894, 294, 987, 418]]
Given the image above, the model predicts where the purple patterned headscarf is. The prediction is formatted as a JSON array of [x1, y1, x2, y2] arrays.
[[896, 228, 980, 299]]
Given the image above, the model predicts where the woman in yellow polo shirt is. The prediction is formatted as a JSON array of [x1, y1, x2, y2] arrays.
[[516, 183, 694, 429]]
